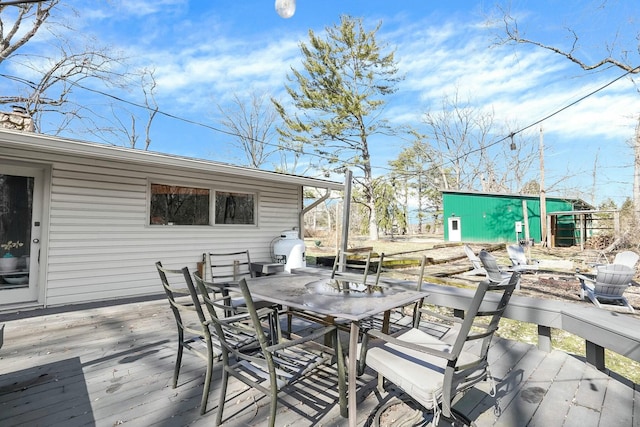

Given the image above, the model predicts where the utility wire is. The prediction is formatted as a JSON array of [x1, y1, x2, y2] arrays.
[[382, 64, 640, 176], [2, 64, 638, 174]]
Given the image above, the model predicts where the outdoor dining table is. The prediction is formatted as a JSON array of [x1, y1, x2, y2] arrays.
[[243, 273, 429, 427]]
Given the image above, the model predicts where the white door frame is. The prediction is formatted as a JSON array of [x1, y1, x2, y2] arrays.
[[448, 216, 461, 242], [0, 163, 45, 305]]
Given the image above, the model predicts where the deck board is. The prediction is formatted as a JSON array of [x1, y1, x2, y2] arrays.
[[0, 298, 637, 426]]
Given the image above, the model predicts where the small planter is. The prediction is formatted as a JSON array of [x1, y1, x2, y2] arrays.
[[0, 257, 19, 272]]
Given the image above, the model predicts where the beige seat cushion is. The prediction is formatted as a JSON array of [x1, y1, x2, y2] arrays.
[[359, 328, 451, 410]]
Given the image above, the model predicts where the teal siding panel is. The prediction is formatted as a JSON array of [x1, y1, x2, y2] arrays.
[[443, 192, 576, 244]]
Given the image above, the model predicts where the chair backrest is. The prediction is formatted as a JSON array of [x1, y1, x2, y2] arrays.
[[155, 261, 209, 341], [506, 245, 527, 266], [464, 245, 483, 270], [331, 248, 382, 285], [192, 272, 258, 352], [612, 251, 639, 269], [445, 271, 520, 402], [595, 264, 635, 296], [204, 250, 254, 284], [479, 250, 505, 283]]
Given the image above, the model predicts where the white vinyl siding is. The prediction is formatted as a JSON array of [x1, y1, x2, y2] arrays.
[[44, 159, 302, 306]]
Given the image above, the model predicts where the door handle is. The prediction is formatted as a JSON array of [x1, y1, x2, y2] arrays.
[[33, 238, 40, 244]]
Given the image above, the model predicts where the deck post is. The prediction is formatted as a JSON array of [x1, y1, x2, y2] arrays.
[[585, 340, 605, 370], [537, 325, 552, 353]]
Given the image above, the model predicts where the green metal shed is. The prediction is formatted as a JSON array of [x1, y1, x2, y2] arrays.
[[442, 190, 591, 244]]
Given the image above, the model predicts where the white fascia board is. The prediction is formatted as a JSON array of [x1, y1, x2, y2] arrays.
[[0, 129, 343, 191]]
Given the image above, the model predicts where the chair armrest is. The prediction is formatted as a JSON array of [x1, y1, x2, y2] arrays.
[[576, 273, 595, 284], [366, 329, 455, 361], [417, 307, 463, 325]]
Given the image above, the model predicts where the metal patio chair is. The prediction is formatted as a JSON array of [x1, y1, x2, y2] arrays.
[[286, 247, 386, 335], [211, 277, 347, 427], [357, 271, 520, 426], [203, 250, 254, 312], [370, 253, 428, 334], [331, 247, 383, 287], [203, 250, 275, 316], [156, 262, 262, 415], [156, 262, 222, 415]]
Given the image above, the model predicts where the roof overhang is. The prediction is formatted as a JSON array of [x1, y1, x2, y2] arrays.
[[0, 129, 344, 191]]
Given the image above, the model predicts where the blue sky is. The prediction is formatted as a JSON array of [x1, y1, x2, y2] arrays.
[[2, 0, 639, 206]]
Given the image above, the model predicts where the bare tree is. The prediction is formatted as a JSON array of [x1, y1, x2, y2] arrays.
[[0, 2, 158, 146], [1, 42, 126, 133], [217, 92, 279, 168], [497, 4, 640, 217], [103, 68, 159, 149], [0, 1, 59, 64], [420, 91, 538, 193]]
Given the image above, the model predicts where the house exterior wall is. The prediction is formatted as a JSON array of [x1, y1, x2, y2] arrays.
[[1, 140, 307, 307], [443, 191, 575, 243]]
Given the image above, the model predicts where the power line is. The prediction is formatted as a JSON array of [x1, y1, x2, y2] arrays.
[[373, 64, 640, 177], [2, 64, 638, 175]]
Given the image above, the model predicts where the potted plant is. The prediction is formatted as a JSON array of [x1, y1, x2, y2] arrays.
[[0, 240, 24, 272]]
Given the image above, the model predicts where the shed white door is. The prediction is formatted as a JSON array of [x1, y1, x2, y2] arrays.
[[0, 164, 43, 305], [448, 217, 461, 242]]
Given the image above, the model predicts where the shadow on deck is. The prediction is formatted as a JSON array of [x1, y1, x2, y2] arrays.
[[0, 298, 637, 426]]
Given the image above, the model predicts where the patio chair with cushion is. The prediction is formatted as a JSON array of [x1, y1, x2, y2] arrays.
[[156, 262, 260, 415], [506, 244, 539, 273], [576, 264, 635, 313], [209, 277, 347, 427], [357, 271, 520, 426]]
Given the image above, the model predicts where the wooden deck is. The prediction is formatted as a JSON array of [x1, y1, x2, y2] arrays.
[[0, 297, 638, 426]]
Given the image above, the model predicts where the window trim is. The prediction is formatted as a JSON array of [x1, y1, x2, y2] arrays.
[[213, 189, 258, 226], [146, 180, 258, 227]]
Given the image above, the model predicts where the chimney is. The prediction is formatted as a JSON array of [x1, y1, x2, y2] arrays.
[[1, 105, 35, 132]]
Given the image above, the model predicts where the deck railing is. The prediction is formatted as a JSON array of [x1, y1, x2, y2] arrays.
[[420, 282, 640, 371]]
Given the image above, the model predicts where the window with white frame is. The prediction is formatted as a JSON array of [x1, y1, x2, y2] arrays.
[[149, 184, 256, 226], [149, 184, 210, 225]]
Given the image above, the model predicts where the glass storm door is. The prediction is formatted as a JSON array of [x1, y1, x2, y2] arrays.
[[0, 165, 43, 304]]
